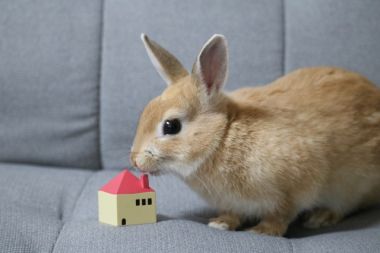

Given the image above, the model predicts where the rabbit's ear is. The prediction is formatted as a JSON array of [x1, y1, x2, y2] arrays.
[[141, 34, 188, 85], [192, 34, 228, 96]]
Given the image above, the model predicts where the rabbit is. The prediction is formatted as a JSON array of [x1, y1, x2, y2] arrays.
[[130, 33, 380, 236]]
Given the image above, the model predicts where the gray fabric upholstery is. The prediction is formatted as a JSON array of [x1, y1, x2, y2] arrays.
[[100, 0, 284, 169], [1, 164, 380, 253], [1, 0, 380, 252], [0, 0, 102, 169], [0, 163, 91, 253], [286, 0, 380, 85]]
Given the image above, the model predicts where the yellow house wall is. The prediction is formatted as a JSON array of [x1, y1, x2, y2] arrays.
[[117, 192, 156, 225], [98, 191, 118, 226]]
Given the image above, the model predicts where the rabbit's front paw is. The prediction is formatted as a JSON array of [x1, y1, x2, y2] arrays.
[[208, 213, 241, 231]]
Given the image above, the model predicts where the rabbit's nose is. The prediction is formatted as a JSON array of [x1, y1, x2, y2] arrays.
[[132, 159, 138, 168], [130, 152, 138, 167]]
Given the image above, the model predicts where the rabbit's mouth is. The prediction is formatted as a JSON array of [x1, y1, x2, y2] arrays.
[[136, 158, 164, 176]]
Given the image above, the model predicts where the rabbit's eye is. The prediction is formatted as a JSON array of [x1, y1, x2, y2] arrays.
[[163, 119, 181, 135]]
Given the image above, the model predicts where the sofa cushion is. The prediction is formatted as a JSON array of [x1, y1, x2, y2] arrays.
[[0, 0, 102, 169], [100, 0, 284, 169], [53, 170, 293, 253], [0, 163, 91, 253], [54, 170, 380, 253], [1, 165, 380, 252]]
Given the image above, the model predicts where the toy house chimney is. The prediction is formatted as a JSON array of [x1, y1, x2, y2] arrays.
[[140, 174, 149, 189]]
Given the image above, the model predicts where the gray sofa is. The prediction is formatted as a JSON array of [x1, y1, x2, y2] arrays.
[[1, 0, 380, 252]]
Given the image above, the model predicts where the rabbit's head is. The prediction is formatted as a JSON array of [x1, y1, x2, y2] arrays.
[[130, 34, 229, 178]]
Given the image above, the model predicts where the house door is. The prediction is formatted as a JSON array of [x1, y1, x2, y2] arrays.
[[121, 218, 126, 225]]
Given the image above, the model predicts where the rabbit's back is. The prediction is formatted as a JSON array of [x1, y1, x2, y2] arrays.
[[229, 67, 380, 212], [231, 67, 380, 171], [232, 67, 380, 115]]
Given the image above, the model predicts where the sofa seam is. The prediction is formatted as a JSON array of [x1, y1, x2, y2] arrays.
[[97, 0, 106, 170], [282, 0, 287, 75], [289, 239, 295, 253], [50, 219, 65, 253], [50, 172, 94, 253]]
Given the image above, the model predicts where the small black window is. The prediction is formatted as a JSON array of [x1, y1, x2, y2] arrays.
[[121, 218, 126, 225], [148, 198, 152, 205], [136, 199, 140, 206], [142, 199, 146, 205]]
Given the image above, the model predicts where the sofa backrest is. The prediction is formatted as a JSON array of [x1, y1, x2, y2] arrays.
[[0, 0, 102, 169], [1, 0, 379, 170], [100, 0, 380, 170]]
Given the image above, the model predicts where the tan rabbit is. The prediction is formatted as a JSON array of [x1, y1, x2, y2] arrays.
[[130, 34, 380, 236]]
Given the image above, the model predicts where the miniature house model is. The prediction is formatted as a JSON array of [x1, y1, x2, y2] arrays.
[[98, 169, 156, 226]]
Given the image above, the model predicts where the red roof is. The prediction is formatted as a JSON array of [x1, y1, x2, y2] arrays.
[[100, 169, 154, 194]]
